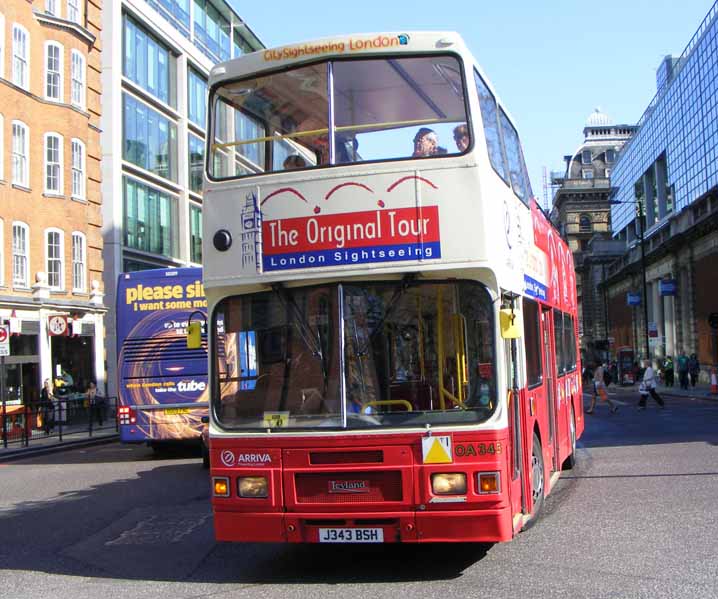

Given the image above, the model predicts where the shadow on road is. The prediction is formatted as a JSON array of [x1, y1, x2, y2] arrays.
[[0, 447, 492, 584]]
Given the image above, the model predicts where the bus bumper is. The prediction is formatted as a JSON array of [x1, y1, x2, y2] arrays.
[[213, 508, 513, 543]]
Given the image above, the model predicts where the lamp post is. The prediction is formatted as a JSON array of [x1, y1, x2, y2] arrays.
[[610, 198, 651, 363], [636, 201, 651, 363]]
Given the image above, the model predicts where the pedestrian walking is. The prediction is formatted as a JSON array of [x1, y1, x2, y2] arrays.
[[677, 351, 689, 390], [86, 381, 105, 426], [638, 361, 665, 410], [688, 353, 700, 387], [587, 363, 618, 414]]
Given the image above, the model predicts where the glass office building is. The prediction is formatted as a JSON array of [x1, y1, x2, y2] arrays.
[[606, 2, 718, 374], [101, 0, 264, 397]]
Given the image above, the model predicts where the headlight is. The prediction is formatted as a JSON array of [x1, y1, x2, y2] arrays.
[[238, 476, 269, 498], [431, 473, 467, 495]]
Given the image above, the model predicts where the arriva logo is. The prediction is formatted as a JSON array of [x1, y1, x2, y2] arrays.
[[177, 380, 206, 392]]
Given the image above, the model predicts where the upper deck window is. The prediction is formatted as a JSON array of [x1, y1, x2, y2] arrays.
[[208, 55, 470, 180], [498, 108, 532, 204], [474, 70, 508, 184]]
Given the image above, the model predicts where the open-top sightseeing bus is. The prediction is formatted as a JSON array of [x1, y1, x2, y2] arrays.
[[199, 31, 583, 543]]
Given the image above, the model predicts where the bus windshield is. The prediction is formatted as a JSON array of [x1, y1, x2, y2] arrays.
[[209, 54, 470, 178], [213, 280, 496, 430]]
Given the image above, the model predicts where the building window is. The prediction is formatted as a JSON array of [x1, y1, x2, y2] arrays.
[[67, 0, 81, 24], [12, 120, 29, 187], [71, 50, 86, 108], [188, 67, 207, 128], [188, 133, 204, 193], [12, 24, 29, 90], [193, 0, 231, 62], [605, 149, 616, 163], [71, 232, 86, 292], [123, 15, 173, 106], [0, 13, 6, 80], [45, 0, 59, 16], [233, 30, 252, 58], [0, 113, 4, 181], [579, 214, 592, 233], [581, 149, 592, 165], [45, 229, 64, 290], [45, 42, 63, 101], [71, 139, 85, 199], [45, 133, 64, 194], [582, 169, 594, 179], [123, 93, 178, 181], [190, 204, 202, 263], [123, 177, 179, 258], [12, 222, 29, 288]]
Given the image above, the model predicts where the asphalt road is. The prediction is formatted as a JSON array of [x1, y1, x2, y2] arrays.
[[1, 390, 717, 599]]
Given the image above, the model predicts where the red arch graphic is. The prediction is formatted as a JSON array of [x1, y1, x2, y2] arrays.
[[386, 175, 438, 193], [260, 187, 308, 206], [324, 181, 374, 201]]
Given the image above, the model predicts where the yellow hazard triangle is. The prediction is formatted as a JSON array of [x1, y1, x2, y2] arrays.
[[422, 436, 453, 464]]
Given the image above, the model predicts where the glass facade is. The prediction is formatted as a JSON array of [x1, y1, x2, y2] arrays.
[[123, 15, 173, 106], [123, 93, 178, 181], [189, 204, 202, 263], [188, 132, 204, 193], [193, 0, 230, 62], [123, 176, 179, 259], [188, 67, 207, 128], [611, 4, 718, 235]]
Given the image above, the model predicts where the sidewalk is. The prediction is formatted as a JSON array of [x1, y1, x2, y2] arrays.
[[608, 381, 717, 400], [0, 425, 118, 462]]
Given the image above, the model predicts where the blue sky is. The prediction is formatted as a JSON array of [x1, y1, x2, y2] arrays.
[[231, 0, 714, 205]]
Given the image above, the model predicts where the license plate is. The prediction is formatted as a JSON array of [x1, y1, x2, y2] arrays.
[[318, 528, 384, 543], [164, 408, 190, 415]]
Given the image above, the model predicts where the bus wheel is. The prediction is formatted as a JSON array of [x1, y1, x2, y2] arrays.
[[562, 405, 577, 471], [523, 432, 544, 531]]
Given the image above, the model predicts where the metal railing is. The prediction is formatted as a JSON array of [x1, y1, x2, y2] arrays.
[[1, 396, 118, 448]]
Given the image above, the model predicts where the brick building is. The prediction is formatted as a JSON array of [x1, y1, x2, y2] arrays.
[[0, 0, 104, 404]]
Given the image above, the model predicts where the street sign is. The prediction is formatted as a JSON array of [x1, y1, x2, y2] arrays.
[[627, 292, 641, 306], [709, 312, 718, 330], [659, 279, 677, 296], [0, 325, 9, 357]]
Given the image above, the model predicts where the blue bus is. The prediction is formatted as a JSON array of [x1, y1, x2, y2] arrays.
[[116, 268, 208, 447]]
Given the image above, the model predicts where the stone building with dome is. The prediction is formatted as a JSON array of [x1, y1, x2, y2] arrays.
[[550, 109, 637, 364]]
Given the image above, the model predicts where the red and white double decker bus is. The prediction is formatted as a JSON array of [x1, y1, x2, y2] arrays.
[[200, 31, 583, 543]]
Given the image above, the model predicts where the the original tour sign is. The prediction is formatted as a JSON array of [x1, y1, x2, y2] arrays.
[[262, 206, 441, 272]]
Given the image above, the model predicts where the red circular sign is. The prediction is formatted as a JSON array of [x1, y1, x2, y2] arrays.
[[0, 327, 8, 343]]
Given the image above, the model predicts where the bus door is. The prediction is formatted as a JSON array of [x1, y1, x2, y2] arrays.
[[504, 337, 525, 521], [541, 307, 559, 472]]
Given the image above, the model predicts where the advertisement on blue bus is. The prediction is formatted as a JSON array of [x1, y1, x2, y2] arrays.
[[116, 268, 207, 446]]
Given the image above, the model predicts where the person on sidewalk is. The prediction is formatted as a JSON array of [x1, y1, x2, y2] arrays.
[[663, 356, 674, 387], [587, 363, 618, 414], [677, 351, 689, 390], [40, 379, 55, 434], [638, 361, 665, 410], [688, 353, 700, 388]]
